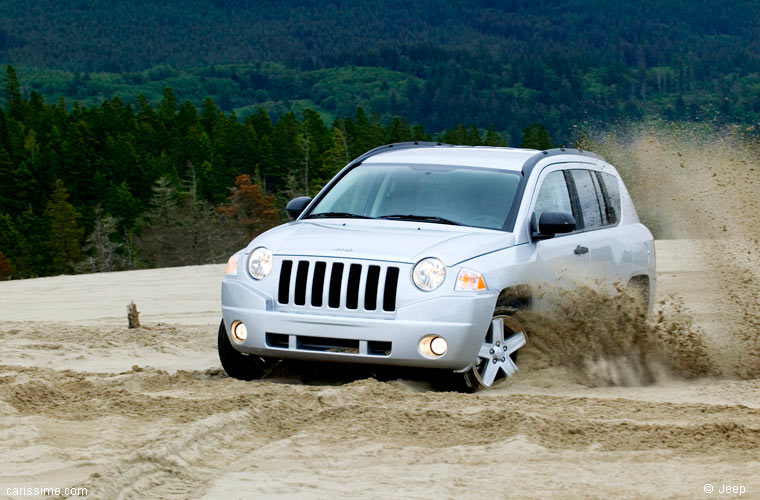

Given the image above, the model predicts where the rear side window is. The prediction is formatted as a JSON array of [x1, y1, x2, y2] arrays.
[[569, 170, 603, 229], [597, 172, 621, 225]]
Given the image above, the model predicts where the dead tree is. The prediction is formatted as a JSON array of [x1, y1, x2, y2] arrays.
[[127, 301, 140, 329]]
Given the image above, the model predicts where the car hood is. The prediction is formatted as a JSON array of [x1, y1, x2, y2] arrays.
[[248, 219, 515, 266]]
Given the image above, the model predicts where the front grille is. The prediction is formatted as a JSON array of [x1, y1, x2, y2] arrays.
[[277, 259, 400, 312]]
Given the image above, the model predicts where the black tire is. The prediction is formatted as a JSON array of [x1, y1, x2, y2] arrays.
[[217, 319, 268, 381], [458, 369, 480, 393]]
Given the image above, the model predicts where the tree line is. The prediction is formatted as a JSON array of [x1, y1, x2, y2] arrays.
[[0, 66, 553, 279]]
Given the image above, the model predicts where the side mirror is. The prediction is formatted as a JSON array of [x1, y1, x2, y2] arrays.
[[286, 196, 312, 219], [533, 210, 576, 240]]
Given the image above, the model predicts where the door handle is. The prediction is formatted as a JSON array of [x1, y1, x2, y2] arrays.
[[574, 245, 589, 255]]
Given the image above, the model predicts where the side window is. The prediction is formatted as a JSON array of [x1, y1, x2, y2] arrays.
[[569, 169, 603, 229], [597, 172, 621, 225], [533, 170, 573, 229]]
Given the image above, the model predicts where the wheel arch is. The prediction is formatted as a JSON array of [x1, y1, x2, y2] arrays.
[[627, 274, 652, 310], [496, 284, 533, 311]]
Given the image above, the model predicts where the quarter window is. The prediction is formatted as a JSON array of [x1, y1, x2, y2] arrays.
[[597, 172, 621, 225], [570, 169, 603, 229]]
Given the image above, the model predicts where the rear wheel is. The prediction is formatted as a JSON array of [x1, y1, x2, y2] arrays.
[[217, 319, 269, 381], [461, 307, 527, 392]]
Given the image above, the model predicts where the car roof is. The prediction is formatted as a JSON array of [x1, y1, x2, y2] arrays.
[[361, 146, 541, 172]]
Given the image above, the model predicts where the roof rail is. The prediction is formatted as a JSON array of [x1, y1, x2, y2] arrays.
[[521, 147, 605, 177], [348, 141, 453, 166]]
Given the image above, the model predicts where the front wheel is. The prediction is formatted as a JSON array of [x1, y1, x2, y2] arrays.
[[217, 319, 269, 381], [461, 307, 527, 391]]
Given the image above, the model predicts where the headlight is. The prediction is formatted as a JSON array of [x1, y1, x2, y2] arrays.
[[247, 247, 273, 280], [455, 268, 487, 291], [412, 257, 446, 291]]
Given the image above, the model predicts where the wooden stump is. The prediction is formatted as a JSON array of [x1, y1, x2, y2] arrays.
[[127, 301, 140, 329]]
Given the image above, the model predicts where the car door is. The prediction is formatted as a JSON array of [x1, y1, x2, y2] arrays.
[[528, 167, 590, 312], [567, 168, 626, 291]]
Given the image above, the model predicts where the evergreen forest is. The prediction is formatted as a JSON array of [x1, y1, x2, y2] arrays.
[[0, 66, 520, 278]]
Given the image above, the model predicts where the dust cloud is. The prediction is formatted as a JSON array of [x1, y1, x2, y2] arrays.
[[530, 123, 760, 383], [516, 286, 711, 387]]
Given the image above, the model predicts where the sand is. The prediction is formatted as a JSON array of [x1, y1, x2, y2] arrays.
[[0, 239, 758, 500], [2, 128, 760, 499]]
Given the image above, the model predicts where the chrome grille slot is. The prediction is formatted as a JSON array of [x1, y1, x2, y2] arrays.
[[276, 258, 400, 313]]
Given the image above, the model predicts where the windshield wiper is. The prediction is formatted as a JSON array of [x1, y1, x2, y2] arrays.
[[378, 214, 463, 226], [306, 212, 375, 219]]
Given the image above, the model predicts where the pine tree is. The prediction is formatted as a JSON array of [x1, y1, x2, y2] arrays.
[[302, 109, 329, 193], [388, 117, 411, 143], [441, 124, 468, 145], [272, 112, 306, 192], [181, 164, 229, 265], [521, 123, 553, 150], [137, 177, 176, 267], [45, 179, 84, 274], [0, 249, 10, 280], [315, 128, 350, 195], [347, 107, 380, 158], [105, 181, 142, 227], [78, 207, 122, 273], [0, 210, 38, 278], [143, 176, 178, 227], [159, 87, 178, 124], [467, 125, 483, 145], [484, 124, 508, 146], [411, 123, 432, 141], [3, 65, 24, 121], [135, 174, 226, 268]]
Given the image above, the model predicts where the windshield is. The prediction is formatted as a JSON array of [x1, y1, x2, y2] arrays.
[[306, 163, 521, 230]]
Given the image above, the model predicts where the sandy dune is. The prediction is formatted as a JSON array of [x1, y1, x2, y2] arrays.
[[1, 239, 758, 500]]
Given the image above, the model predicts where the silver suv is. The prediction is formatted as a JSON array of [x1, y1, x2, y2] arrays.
[[219, 143, 655, 391]]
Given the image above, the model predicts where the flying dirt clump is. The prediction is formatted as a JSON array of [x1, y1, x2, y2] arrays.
[[576, 123, 760, 379], [516, 285, 713, 387]]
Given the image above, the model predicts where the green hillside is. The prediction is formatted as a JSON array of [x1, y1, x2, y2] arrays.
[[2, 1, 760, 141]]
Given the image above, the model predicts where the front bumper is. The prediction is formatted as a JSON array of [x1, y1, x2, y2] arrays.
[[221, 278, 498, 371]]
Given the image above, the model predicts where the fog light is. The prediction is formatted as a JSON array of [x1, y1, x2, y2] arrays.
[[430, 336, 448, 355], [419, 335, 447, 357], [231, 321, 247, 343]]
